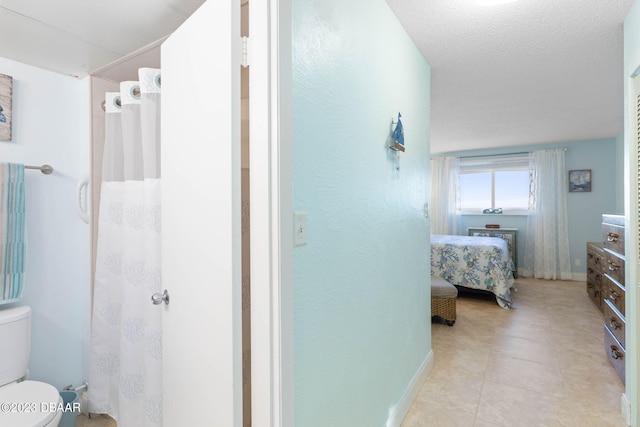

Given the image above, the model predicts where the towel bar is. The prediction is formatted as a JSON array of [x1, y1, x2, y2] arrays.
[[25, 164, 53, 174]]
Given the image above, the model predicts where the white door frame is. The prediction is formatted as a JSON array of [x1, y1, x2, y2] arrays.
[[249, 1, 294, 426], [625, 65, 640, 427]]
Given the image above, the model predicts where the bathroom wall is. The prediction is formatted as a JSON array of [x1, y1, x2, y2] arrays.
[[435, 137, 619, 280], [0, 56, 90, 390], [292, 0, 432, 425]]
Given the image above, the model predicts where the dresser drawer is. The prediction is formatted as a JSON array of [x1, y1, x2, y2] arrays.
[[587, 282, 602, 310], [586, 270, 598, 289], [603, 275, 625, 316], [603, 223, 625, 256], [587, 242, 605, 266], [586, 242, 605, 311], [604, 250, 625, 286], [604, 300, 625, 347], [587, 270, 602, 310], [604, 326, 626, 384], [593, 250, 604, 270]]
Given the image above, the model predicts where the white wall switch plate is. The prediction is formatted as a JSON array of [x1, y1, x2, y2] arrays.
[[294, 211, 307, 247]]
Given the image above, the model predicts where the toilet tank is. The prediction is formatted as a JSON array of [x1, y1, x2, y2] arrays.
[[0, 306, 31, 386]]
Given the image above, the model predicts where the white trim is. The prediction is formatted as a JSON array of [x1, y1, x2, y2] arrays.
[[571, 272, 587, 282], [384, 351, 434, 427], [622, 392, 632, 426], [91, 36, 167, 78], [518, 270, 586, 283], [250, 0, 293, 425], [460, 211, 530, 216], [275, 0, 294, 423], [626, 69, 640, 427]]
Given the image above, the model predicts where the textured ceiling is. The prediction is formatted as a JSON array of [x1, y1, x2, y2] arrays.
[[385, 0, 635, 153], [0, 0, 634, 154]]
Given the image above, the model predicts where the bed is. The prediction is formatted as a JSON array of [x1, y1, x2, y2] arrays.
[[431, 234, 516, 309]]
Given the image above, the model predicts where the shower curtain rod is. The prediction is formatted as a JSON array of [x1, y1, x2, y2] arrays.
[[25, 164, 54, 175]]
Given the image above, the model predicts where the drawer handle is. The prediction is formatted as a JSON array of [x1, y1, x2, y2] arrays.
[[610, 345, 624, 360], [608, 317, 620, 330], [607, 232, 619, 242], [588, 253, 594, 260], [609, 289, 619, 301], [607, 260, 620, 271], [587, 267, 594, 274]]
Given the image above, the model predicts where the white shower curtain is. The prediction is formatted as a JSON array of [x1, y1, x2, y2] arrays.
[[89, 68, 163, 427]]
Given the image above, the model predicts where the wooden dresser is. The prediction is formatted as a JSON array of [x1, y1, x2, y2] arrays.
[[586, 242, 605, 311], [601, 214, 626, 384]]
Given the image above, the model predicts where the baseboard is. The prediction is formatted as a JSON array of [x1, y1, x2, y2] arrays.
[[572, 272, 587, 282], [517, 269, 586, 282], [621, 393, 631, 426], [384, 349, 434, 427]]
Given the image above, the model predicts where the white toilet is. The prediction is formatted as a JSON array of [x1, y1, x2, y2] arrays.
[[0, 306, 63, 427]]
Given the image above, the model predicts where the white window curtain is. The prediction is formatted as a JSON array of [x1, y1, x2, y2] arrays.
[[430, 157, 461, 235], [522, 149, 572, 280], [89, 68, 163, 427]]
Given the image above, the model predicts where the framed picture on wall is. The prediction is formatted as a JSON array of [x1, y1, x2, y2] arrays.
[[0, 73, 12, 142], [569, 169, 591, 192]]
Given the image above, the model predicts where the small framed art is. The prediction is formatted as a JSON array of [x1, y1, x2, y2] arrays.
[[569, 169, 591, 192], [0, 73, 12, 142]]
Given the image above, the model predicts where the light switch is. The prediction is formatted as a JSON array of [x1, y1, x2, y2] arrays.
[[294, 211, 307, 247]]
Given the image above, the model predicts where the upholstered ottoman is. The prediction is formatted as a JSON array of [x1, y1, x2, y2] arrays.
[[431, 277, 458, 326]]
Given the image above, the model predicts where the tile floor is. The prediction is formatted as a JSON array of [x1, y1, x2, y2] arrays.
[[76, 413, 116, 427], [401, 278, 627, 427], [76, 279, 627, 427]]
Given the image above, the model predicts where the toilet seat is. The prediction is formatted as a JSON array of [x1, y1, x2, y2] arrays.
[[0, 380, 63, 427]]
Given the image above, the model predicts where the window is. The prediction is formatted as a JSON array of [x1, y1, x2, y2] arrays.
[[458, 154, 530, 214]]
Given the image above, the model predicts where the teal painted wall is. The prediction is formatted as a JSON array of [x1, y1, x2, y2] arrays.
[[436, 138, 619, 277], [292, 0, 432, 425], [624, 2, 640, 425]]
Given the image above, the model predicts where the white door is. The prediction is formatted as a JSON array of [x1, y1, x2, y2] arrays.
[[160, 1, 243, 426]]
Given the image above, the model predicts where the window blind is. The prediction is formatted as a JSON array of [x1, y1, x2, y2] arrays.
[[458, 153, 530, 174]]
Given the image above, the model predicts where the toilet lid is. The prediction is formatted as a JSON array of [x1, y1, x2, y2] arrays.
[[0, 381, 61, 427]]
